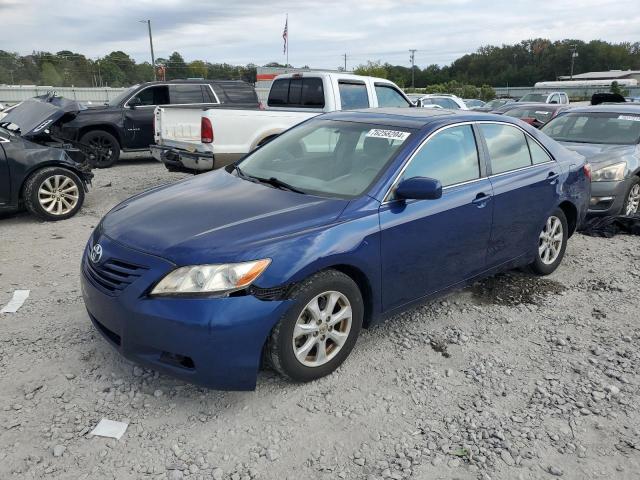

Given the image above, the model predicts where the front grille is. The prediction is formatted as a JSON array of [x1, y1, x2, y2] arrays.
[[84, 256, 148, 296]]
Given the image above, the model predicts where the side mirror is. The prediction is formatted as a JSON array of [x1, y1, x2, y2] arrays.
[[396, 176, 442, 200], [128, 97, 142, 109]]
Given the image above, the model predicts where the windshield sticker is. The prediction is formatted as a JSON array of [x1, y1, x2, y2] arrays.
[[366, 129, 411, 141], [618, 115, 640, 122]]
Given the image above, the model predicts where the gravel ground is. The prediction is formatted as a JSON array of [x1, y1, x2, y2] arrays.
[[1, 159, 640, 480]]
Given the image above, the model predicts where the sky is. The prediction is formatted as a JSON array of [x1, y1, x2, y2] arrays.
[[1, 0, 639, 69]]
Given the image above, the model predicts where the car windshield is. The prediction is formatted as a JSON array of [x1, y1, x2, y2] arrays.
[[507, 107, 553, 123], [485, 99, 507, 109], [542, 112, 640, 145], [107, 86, 138, 106], [237, 120, 414, 198], [519, 93, 548, 102]]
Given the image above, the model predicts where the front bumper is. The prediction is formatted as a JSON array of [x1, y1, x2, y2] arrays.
[[80, 234, 290, 390], [150, 145, 214, 173], [588, 179, 629, 216]]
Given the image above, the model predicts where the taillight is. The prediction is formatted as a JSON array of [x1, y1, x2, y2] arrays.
[[583, 163, 592, 180], [201, 117, 213, 144]]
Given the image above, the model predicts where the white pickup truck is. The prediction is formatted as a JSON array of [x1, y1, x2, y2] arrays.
[[151, 72, 413, 172]]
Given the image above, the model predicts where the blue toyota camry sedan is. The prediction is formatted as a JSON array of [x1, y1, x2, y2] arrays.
[[81, 108, 590, 390]]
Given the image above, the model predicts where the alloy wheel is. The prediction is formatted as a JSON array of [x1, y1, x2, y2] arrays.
[[625, 184, 640, 215], [38, 174, 80, 216], [539, 215, 563, 265], [292, 291, 352, 367], [88, 136, 114, 165]]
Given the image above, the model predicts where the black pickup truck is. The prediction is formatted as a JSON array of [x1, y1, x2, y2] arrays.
[[58, 79, 259, 167]]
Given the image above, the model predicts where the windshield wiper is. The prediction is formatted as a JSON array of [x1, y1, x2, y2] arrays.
[[252, 175, 306, 194], [231, 164, 246, 178]]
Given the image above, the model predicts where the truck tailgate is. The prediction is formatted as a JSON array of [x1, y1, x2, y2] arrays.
[[154, 106, 204, 150]]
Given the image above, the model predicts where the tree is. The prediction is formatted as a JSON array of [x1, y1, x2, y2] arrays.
[[40, 62, 62, 86], [188, 60, 207, 79], [166, 52, 188, 80], [354, 61, 388, 79]]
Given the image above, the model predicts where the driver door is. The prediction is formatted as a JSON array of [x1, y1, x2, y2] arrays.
[[378, 124, 493, 311], [123, 85, 169, 148]]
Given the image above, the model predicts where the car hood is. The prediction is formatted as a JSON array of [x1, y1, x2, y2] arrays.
[[0, 95, 86, 139], [101, 169, 350, 265], [557, 142, 637, 168]]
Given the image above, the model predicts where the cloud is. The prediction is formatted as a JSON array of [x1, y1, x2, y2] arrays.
[[1, 0, 638, 69]]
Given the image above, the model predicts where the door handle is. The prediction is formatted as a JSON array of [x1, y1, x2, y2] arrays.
[[547, 171, 560, 183], [472, 192, 491, 208]]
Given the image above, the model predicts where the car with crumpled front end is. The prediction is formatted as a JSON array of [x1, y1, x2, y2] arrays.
[[542, 105, 640, 216], [81, 108, 589, 390]]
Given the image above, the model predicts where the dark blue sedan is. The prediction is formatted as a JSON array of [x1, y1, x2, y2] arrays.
[[81, 108, 590, 390]]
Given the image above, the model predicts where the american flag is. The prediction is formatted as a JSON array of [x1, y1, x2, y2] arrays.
[[282, 15, 288, 54]]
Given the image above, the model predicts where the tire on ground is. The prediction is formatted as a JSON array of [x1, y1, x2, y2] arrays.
[[23, 167, 85, 221], [80, 130, 120, 168], [266, 269, 364, 383], [528, 207, 568, 276], [621, 176, 640, 216]]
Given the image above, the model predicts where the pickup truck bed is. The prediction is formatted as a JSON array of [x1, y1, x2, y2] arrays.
[[153, 106, 315, 171]]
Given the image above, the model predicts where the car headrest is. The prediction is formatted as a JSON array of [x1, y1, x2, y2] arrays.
[[363, 136, 391, 157]]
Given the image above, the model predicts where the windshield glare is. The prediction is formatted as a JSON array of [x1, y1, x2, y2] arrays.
[[108, 86, 138, 106], [238, 120, 413, 198], [542, 112, 640, 145]]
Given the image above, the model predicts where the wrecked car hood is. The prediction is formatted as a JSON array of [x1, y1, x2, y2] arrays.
[[0, 95, 86, 139]]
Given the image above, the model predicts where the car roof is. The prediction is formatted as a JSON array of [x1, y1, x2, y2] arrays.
[[561, 103, 640, 114], [138, 79, 249, 86], [319, 107, 520, 129]]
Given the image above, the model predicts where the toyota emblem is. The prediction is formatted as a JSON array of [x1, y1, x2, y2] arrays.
[[90, 244, 103, 264]]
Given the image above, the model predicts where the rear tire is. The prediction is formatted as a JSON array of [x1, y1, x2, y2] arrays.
[[23, 167, 85, 221], [266, 270, 363, 383], [621, 177, 640, 216], [81, 130, 120, 168], [528, 208, 568, 276]]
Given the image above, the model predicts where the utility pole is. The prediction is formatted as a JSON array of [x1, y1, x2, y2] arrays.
[[569, 44, 578, 80], [139, 19, 156, 80], [8, 70, 14, 84], [342, 53, 347, 71], [409, 49, 417, 89]]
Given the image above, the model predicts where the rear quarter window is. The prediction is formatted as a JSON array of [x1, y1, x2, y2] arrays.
[[169, 84, 206, 104]]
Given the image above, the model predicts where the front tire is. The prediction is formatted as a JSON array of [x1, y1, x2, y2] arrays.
[[81, 130, 120, 168], [266, 270, 363, 383], [23, 167, 85, 221], [622, 177, 640, 216], [528, 208, 568, 275]]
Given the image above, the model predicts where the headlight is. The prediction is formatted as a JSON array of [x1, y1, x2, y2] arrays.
[[591, 162, 626, 182], [151, 259, 271, 296]]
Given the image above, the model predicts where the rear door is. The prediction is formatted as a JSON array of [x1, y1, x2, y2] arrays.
[[478, 122, 560, 267], [379, 123, 493, 311], [0, 138, 10, 205]]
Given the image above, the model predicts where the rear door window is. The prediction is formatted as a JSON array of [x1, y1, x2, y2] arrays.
[[480, 123, 532, 174], [339, 81, 369, 110], [375, 84, 411, 107], [169, 84, 206, 104]]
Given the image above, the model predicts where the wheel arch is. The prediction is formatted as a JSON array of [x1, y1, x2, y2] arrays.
[[79, 124, 122, 147], [19, 162, 86, 200], [558, 200, 578, 237]]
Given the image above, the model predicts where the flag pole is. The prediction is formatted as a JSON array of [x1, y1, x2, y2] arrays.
[[286, 13, 289, 67]]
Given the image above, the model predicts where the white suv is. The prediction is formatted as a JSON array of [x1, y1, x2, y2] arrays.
[[417, 94, 468, 110]]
